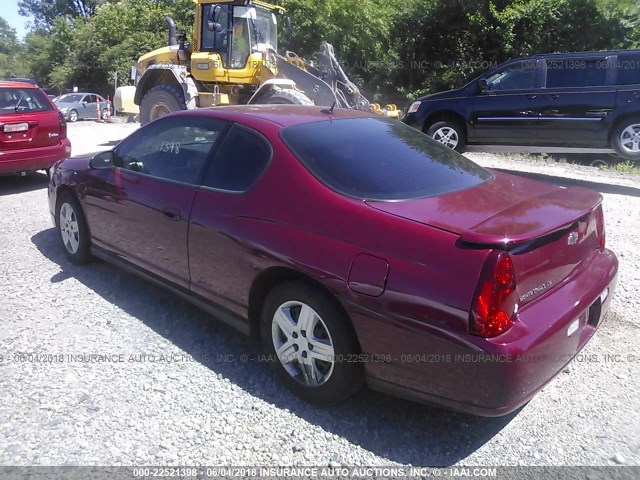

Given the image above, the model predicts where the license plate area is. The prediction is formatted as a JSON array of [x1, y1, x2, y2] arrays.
[[3, 123, 29, 133]]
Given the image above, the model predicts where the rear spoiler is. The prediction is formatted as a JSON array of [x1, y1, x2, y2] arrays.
[[459, 188, 602, 249]]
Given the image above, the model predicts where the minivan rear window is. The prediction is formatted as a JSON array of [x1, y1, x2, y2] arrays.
[[546, 59, 608, 88], [0, 87, 52, 115], [617, 54, 640, 85], [281, 117, 492, 201]]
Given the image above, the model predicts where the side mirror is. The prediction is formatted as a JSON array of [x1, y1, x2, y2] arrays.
[[207, 5, 223, 32], [478, 79, 489, 93], [90, 151, 114, 169]]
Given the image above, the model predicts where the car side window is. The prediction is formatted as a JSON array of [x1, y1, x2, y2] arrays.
[[485, 63, 537, 91], [617, 54, 640, 86], [202, 124, 271, 192], [114, 117, 229, 185], [546, 58, 608, 88]]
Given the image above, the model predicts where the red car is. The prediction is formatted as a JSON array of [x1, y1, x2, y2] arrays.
[[47, 106, 618, 416], [0, 81, 71, 176]]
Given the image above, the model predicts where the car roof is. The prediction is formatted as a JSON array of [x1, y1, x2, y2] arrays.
[[0, 81, 39, 89], [177, 105, 379, 128], [515, 48, 640, 62], [57, 92, 100, 97]]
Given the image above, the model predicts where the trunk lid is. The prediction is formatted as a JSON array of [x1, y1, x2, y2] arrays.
[[367, 171, 604, 306]]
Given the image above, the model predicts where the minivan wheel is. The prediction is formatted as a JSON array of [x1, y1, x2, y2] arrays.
[[55, 192, 91, 264], [260, 283, 364, 406], [612, 119, 640, 162], [426, 120, 466, 152]]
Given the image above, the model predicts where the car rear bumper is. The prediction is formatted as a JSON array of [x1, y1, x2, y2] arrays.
[[359, 249, 618, 416], [0, 139, 71, 175]]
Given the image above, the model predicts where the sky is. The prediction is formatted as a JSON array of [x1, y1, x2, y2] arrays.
[[3, 0, 30, 40]]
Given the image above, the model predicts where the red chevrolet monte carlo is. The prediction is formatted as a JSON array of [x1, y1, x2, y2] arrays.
[[0, 81, 71, 175], [48, 105, 618, 416]]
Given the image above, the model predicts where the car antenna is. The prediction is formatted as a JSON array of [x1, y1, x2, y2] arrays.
[[321, 101, 336, 114]]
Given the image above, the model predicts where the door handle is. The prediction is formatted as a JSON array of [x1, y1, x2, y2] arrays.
[[162, 208, 182, 221], [548, 94, 560, 99], [527, 95, 537, 100]]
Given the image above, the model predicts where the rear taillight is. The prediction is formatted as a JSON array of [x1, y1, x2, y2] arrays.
[[470, 250, 518, 337], [595, 205, 605, 252], [57, 110, 67, 139]]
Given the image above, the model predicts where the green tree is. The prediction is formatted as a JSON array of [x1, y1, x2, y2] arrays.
[[0, 16, 27, 78], [281, 0, 403, 101], [18, 0, 101, 31]]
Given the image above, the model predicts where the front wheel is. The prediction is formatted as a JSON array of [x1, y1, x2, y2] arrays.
[[426, 120, 467, 152], [139, 84, 186, 125], [68, 110, 78, 123], [612, 119, 640, 162], [55, 192, 92, 264], [260, 283, 364, 406]]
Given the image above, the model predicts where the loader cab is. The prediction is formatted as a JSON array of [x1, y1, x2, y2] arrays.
[[201, 2, 279, 69]]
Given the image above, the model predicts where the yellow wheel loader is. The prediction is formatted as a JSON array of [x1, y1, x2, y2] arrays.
[[114, 0, 399, 124]]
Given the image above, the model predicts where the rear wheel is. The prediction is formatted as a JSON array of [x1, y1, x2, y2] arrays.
[[259, 89, 314, 105], [612, 118, 640, 163], [55, 192, 91, 264], [140, 84, 186, 125], [260, 283, 364, 405], [426, 120, 467, 152]]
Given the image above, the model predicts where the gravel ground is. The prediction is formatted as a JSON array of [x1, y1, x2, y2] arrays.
[[0, 122, 638, 468]]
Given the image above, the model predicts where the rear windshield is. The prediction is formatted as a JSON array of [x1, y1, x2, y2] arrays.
[[281, 117, 491, 201], [0, 87, 52, 115]]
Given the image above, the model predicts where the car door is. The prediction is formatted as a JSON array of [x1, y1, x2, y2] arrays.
[[82, 116, 230, 288], [472, 59, 542, 144], [78, 95, 94, 119], [538, 56, 615, 146], [188, 124, 272, 316]]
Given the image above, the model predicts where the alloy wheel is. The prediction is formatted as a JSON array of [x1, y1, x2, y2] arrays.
[[59, 202, 80, 254], [271, 301, 335, 386], [432, 126, 459, 149], [620, 124, 640, 154]]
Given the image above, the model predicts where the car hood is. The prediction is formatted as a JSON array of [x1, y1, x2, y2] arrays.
[[366, 170, 602, 246], [418, 87, 466, 101], [58, 153, 96, 171]]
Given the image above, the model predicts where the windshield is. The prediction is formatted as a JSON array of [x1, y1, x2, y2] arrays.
[[253, 7, 278, 52], [0, 87, 52, 114], [55, 94, 83, 103], [281, 117, 491, 201], [234, 6, 277, 53]]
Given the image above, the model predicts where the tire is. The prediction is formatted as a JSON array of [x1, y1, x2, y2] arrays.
[[68, 110, 78, 123], [140, 84, 186, 126], [260, 282, 364, 405], [612, 118, 640, 162], [55, 191, 91, 265], [259, 89, 314, 105], [426, 120, 467, 152]]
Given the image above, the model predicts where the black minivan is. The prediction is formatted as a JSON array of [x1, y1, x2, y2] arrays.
[[403, 49, 640, 162]]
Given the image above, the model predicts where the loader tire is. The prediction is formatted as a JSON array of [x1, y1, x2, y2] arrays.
[[260, 89, 314, 105], [140, 84, 186, 125]]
